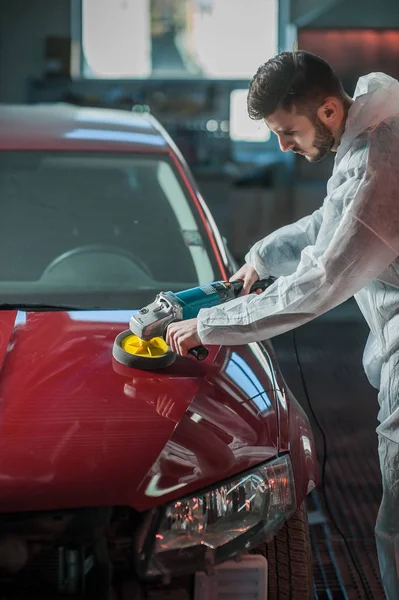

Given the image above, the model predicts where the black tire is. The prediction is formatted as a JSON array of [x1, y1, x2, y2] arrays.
[[251, 503, 313, 600]]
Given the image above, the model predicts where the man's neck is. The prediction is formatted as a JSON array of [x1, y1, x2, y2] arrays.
[[333, 95, 354, 151]]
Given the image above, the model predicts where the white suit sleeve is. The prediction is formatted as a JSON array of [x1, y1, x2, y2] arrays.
[[245, 207, 324, 278], [198, 120, 399, 346]]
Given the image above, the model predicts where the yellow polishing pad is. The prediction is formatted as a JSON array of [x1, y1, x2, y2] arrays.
[[121, 334, 168, 358]]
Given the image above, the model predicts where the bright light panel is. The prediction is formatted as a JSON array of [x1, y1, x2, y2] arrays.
[[81, 0, 277, 79], [229, 89, 271, 143]]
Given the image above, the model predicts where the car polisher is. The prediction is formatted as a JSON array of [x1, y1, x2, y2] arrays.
[[112, 277, 276, 370]]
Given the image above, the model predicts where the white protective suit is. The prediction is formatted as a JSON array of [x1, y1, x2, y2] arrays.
[[197, 73, 399, 598]]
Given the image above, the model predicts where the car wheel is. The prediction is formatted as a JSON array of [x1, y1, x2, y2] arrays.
[[251, 503, 313, 600]]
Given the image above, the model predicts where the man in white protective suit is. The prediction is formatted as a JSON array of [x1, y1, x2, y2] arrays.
[[166, 50, 399, 597]]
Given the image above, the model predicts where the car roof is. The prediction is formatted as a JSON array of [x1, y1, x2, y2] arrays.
[[0, 104, 170, 153]]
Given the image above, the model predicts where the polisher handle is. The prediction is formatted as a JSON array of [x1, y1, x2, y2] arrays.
[[189, 345, 209, 361], [233, 277, 276, 295], [249, 276, 276, 293]]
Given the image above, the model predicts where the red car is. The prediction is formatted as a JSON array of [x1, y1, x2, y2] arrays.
[[0, 105, 317, 600]]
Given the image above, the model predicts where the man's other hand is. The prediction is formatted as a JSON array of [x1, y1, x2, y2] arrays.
[[230, 263, 261, 295]]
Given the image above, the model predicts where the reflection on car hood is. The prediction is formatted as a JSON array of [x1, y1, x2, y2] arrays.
[[0, 310, 278, 512]]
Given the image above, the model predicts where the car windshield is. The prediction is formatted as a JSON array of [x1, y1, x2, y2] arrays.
[[0, 151, 219, 309]]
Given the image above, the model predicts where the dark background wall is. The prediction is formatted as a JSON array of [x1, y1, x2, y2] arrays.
[[0, 0, 70, 103], [308, 0, 399, 27], [290, 0, 399, 27]]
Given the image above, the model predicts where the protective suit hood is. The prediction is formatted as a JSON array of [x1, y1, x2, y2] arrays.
[[338, 72, 399, 162]]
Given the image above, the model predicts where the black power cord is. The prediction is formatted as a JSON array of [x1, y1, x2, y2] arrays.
[[292, 329, 370, 600]]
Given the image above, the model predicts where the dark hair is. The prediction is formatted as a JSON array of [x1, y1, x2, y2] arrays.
[[247, 51, 345, 120]]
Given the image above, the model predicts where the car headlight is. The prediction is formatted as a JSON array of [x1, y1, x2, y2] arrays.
[[143, 454, 296, 577]]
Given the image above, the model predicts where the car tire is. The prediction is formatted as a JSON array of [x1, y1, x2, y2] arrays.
[[251, 503, 313, 600]]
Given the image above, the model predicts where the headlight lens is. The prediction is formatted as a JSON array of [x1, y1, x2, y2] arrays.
[[146, 454, 295, 576]]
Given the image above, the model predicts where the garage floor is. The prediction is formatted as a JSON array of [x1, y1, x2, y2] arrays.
[[272, 300, 385, 600]]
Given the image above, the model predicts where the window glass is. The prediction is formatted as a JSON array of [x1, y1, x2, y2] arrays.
[[0, 152, 217, 308]]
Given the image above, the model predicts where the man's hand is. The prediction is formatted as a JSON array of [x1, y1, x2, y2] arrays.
[[230, 263, 260, 295], [166, 318, 201, 357]]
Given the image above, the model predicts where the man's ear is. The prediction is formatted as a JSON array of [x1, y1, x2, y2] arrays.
[[317, 97, 340, 126]]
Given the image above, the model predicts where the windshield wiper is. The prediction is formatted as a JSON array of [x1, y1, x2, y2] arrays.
[[0, 303, 86, 311]]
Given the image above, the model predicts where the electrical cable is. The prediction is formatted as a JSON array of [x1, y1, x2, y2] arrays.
[[292, 329, 370, 600]]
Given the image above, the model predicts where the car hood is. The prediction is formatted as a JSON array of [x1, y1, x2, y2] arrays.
[[0, 310, 278, 512]]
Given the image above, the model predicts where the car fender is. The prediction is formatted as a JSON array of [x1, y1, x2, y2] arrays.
[[287, 386, 318, 505]]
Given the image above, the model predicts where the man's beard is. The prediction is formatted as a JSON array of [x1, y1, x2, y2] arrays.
[[307, 118, 334, 163]]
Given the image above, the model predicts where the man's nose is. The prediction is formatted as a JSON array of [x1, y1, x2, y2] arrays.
[[278, 135, 294, 152]]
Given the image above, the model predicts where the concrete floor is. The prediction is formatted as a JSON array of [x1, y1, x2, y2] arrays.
[[272, 300, 385, 600]]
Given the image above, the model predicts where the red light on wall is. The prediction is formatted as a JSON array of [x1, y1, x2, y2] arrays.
[[299, 29, 399, 83]]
